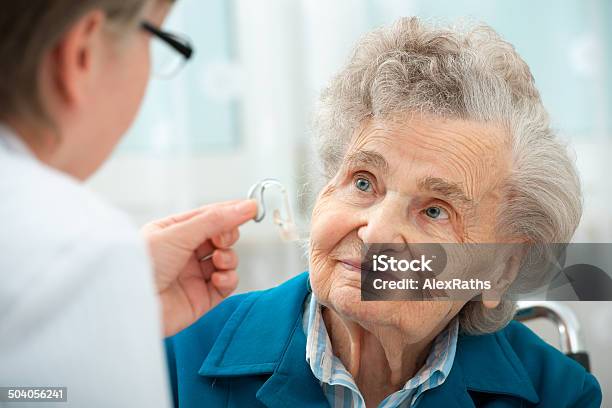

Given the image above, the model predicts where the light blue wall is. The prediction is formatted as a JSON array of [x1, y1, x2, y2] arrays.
[[118, 0, 610, 156], [364, 0, 610, 138], [120, 0, 239, 154]]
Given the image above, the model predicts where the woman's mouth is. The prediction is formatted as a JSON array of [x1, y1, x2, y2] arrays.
[[338, 258, 365, 272], [338, 258, 364, 272]]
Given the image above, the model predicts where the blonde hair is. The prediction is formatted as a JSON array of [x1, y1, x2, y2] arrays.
[[0, 0, 150, 125]]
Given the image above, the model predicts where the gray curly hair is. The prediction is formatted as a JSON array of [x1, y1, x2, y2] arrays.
[[311, 17, 582, 334]]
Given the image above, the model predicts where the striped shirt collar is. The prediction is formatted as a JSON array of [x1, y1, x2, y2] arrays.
[[302, 293, 459, 408]]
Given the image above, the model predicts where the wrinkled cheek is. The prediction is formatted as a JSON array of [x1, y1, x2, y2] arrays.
[[308, 252, 331, 300], [310, 193, 361, 250], [309, 196, 360, 297], [309, 203, 339, 296]]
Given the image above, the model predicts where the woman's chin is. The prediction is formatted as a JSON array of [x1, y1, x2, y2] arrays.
[[326, 286, 389, 324], [315, 264, 407, 324]]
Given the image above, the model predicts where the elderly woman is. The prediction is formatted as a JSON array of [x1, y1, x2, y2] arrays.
[[165, 18, 601, 407]]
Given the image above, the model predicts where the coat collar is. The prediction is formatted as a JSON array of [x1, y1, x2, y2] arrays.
[[198, 272, 327, 407], [198, 272, 539, 407]]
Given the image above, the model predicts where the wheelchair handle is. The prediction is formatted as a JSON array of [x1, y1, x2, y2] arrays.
[[515, 301, 590, 372]]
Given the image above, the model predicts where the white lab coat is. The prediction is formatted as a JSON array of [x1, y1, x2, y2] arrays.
[[0, 125, 171, 407]]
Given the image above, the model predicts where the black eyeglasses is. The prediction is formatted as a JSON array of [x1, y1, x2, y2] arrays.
[[141, 21, 194, 78]]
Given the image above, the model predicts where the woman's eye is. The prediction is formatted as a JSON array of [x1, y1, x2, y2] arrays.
[[354, 177, 372, 192], [424, 206, 449, 220]]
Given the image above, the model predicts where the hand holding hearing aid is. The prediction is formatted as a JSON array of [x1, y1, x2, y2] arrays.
[[140, 179, 297, 338], [141, 199, 258, 337]]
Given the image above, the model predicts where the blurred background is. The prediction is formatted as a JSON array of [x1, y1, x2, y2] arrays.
[[88, 0, 612, 401]]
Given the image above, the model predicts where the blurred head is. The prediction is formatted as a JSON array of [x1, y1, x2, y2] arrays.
[[0, 0, 173, 179], [308, 17, 582, 339]]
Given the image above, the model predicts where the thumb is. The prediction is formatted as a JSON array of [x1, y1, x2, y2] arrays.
[[167, 199, 258, 249]]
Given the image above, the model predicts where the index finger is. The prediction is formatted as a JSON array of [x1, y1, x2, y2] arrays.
[[171, 199, 258, 248], [152, 199, 244, 229]]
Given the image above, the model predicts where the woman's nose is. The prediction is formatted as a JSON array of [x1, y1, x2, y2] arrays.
[[357, 198, 407, 244]]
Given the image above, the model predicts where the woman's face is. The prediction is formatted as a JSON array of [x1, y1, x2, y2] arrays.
[[309, 114, 511, 340]]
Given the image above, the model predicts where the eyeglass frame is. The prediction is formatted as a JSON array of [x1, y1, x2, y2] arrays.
[[141, 21, 194, 62]]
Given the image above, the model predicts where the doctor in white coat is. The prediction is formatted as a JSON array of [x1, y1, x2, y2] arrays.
[[0, 0, 257, 406]]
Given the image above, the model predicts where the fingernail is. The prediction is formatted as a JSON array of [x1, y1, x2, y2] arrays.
[[235, 200, 256, 217], [220, 231, 232, 245]]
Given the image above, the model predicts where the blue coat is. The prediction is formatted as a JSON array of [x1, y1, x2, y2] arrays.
[[165, 272, 601, 407]]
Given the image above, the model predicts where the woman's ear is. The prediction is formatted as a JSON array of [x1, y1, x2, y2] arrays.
[[481, 247, 524, 309], [46, 10, 107, 110]]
